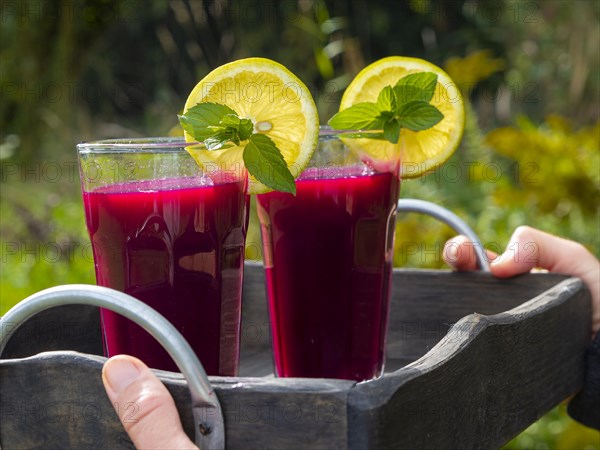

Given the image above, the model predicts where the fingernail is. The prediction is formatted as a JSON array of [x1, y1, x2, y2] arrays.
[[447, 244, 457, 261], [105, 357, 141, 393], [444, 243, 458, 265], [493, 249, 513, 266]]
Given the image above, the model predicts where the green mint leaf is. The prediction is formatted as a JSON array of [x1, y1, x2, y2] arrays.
[[328, 102, 384, 130], [178, 116, 221, 141], [329, 71, 445, 144], [396, 101, 444, 131], [244, 134, 296, 194], [220, 114, 241, 129], [217, 114, 248, 144], [383, 119, 401, 144], [204, 129, 237, 150], [178, 102, 239, 141], [218, 115, 253, 140], [238, 118, 254, 141], [394, 72, 438, 104], [377, 110, 394, 123], [377, 86, 397, 112]]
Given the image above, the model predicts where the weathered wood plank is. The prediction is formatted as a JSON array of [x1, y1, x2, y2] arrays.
[[385, 269, 571, 365], [0, 268, 591, 449], [1, 264, 570, 374], [1, 304, 102, 359], [346, 277, 591, 449], [238, 265, 572, 374], [0, 352, 352, 449]]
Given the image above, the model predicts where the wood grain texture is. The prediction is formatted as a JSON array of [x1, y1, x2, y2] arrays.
[[1, 304, 102, 359], [0, 352, 353, 449], [347, 277, 591, 449], [0, 266, 592, 449]]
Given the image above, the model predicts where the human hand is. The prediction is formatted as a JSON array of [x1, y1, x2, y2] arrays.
[[443, 225, 600, 430], [443, 225, 600, 336], [102, 355, 199, 450]]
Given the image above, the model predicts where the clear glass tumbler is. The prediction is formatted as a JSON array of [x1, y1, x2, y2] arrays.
[[77, 137, 249, 375], [256, 129, 401, 381]]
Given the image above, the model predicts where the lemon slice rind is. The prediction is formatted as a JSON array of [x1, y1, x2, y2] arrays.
[[339, 56, 465, 178], [183, 58, 319, 194]]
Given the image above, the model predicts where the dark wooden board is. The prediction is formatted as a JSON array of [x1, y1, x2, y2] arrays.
[[347, 277, 591, 449], [2, 264, 573, 371], [0, 351, 353, 449], [0, 266, 592, 449], [1, 304, 102, 359]]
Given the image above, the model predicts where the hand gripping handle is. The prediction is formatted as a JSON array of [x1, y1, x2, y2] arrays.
[[396, 199, 491, 272], [0, 284, 224, 449]]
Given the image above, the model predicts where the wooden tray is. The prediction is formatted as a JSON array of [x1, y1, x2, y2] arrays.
[[0, 263, 591, 449]]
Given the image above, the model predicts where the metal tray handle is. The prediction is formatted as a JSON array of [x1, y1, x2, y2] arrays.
[[396, 199, 491, 272], [0, 284, 224, 449]]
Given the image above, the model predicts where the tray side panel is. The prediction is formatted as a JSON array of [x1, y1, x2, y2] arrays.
[[347, 278, 591, 449], [1, 305, 102, 359], [0, 352, 352, 449], [0, 268, 568, 375], [386, 271, 570, 368]]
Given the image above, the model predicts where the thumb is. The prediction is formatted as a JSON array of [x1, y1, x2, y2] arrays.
[[102, 355, 198, 450]]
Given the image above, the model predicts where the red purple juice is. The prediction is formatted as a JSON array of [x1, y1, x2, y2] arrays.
[[257, 167, 400, 381], [83, 176, 248, 375]]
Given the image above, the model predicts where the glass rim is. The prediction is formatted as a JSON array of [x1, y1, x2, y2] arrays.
[[77, 137, 195, 154], [76, 127, 370, 153]]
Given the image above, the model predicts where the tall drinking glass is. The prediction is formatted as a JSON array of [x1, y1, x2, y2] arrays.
[[77, 138, 249, 375], [256, 129, 401, 381]]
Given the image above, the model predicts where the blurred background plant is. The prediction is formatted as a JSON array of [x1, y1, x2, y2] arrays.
[[1, 0, 598, 447]]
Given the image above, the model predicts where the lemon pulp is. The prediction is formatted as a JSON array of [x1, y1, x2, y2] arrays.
[[339, 56, 465, 178], [183, 57, 319, 194]]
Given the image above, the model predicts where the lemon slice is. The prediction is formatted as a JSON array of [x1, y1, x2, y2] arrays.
[[340, 56, 465, 178], [183, 57, 319, 194]]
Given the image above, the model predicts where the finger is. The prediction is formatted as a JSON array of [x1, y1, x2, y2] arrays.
[[443, 235, 498, 271], [102, 355, 198, 450], [491, 226, 600, 334], [491, 225, 591, 276]]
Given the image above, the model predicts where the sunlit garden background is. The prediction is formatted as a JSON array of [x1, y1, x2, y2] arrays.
[[1, 1, 598, 448]]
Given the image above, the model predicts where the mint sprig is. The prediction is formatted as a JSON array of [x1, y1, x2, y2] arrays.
[[178, 103, 296, 194], [328, 72, 444, 144]]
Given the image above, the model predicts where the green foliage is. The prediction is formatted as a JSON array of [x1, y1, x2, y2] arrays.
[[1, 1, 598, 447], [0, 179, 95, 315], [394, 111, 600, 269], [484, 115, 599, 262], [503, 405, 599, 450]]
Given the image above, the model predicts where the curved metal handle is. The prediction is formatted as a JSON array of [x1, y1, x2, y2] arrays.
[[0, 284, 224, 449], [396, 199, 491, 272]]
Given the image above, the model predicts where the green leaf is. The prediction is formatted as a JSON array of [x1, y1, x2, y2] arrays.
[[178, 102, 239, 141], [377, 110, 394, 123], [394, 72, 438, 104], [218, 114, 253, 143], [396, 101, 444, 131], [204, 129, 237, 150], [377, 86, 397, 112], [244, 134, 296, 194], [328, 102, 384, 130], [383, 119, 401, 144], [220, 114, 241, 129], [238, 118, 254, 141]]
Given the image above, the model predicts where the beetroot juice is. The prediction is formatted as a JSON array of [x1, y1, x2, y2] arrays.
[[83, 176, 248, 375], [257, 166, 400, 381]]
